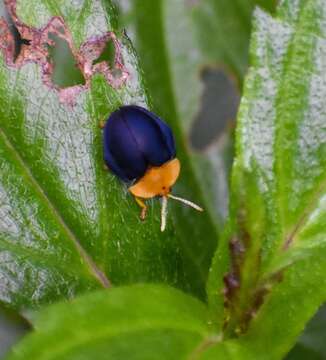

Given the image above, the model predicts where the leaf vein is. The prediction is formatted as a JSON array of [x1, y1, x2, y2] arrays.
[[0, 126, 110, 288]]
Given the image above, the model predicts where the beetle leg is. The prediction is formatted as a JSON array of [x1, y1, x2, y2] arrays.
[[134, 197, 147, 221]]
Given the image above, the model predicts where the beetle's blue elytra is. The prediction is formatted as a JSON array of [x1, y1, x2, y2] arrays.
[[102, 105, 203, 231]]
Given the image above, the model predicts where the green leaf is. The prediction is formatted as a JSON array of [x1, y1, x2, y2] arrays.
[[207, 0, 326, 358], [0, 0, 200, 309], [4, 284, 210, 360]]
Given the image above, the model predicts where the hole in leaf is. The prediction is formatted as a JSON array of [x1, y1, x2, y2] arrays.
[[93, 39, 115, 68], [47, 33, 85, 88], [110, 67, 123, 80], [57, 26, 65, 35], [190, 66, 240, 151]]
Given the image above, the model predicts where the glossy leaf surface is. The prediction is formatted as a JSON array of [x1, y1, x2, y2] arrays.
[[0, 0, 200, 309], [207, 0, 326, 358]]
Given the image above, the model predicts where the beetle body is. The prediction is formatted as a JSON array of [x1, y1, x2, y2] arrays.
[[103, 105, 202, 231]]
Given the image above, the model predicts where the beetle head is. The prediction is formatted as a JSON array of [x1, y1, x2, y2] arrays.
[[129, 158, 203, 231], [129, 158, 180, 198]]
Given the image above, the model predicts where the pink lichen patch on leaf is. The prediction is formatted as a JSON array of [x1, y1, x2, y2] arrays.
[[0, 18, 15, 65], [58, 85, 86, 107], [0, 0, 129, 106], [186, 0, 201, 7]]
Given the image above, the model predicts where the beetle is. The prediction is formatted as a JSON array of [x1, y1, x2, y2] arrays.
[[102, 105, 203, 231]]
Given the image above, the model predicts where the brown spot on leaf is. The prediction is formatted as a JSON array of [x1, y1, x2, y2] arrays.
[[0, 0, 129, 106], [223, 272, 240, 300], [222, 235, 244, 312], [222, 226, 285, 335]]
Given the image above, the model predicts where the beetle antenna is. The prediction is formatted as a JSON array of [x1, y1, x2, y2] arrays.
[[161, 196, 168, 232], [168, 194, 203, 212]]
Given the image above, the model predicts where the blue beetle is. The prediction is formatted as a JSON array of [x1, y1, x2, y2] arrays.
[[102, 105, 202, 231]]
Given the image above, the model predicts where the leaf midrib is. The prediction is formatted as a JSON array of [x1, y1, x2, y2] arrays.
[[0, 126, 110, 288], [283, 176, 326, 249], [0, 237, 90, 276]]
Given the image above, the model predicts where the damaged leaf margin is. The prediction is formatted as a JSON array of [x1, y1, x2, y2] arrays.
[[0, 0, 186, 309], [0, 0, 129, 106]]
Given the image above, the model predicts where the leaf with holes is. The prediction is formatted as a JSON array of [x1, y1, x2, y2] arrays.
[[206, 0, 326, 358], [0, 0, 215, 309]]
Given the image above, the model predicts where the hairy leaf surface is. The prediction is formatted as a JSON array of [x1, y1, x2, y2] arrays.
[[208, 0, 326, 358]]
